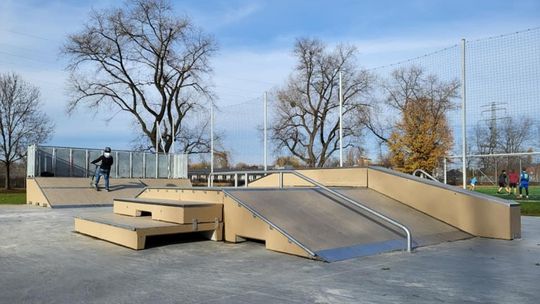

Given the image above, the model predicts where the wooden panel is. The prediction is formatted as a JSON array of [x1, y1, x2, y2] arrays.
[[75, 218, 143, 249], [26, 178, 49, 207], [223, 196, 311, 258], [367, 167, 521, 240], [248, 168, 368, 188], [74, 213, 223, 250], [113, 199, 222, 224]]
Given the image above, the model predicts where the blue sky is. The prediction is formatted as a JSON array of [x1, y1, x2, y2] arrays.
[[0, 0, 539, 163]]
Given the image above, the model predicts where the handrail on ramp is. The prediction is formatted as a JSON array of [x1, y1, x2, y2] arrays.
[[412, 169, 440, 183], [209, 170, 412, 253]]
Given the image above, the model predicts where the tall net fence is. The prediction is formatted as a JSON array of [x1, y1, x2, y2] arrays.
[[196, 28, 540, 181]]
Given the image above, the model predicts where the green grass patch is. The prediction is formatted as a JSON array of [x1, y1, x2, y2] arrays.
[[0, 190, 26, 205], [475, 185, 540, 216]]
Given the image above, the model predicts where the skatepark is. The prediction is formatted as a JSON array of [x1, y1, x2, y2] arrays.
[[0, 143, 532, 304], [23, 146, 521, 262]]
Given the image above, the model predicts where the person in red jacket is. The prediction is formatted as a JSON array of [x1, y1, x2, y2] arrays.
[[508, 169, 519, 196], [91, 147, 114, 191]]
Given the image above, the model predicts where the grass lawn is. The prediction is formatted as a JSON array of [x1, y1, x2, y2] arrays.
[[475, 185, 540, 216], [0, 190, 26, 205]]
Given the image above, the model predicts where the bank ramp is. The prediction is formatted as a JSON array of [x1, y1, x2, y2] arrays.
[[27, 177, 191, 208], [224, 187, 471, 262]]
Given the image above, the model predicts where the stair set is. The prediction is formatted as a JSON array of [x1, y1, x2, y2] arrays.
[[75, 190, 224, 250]]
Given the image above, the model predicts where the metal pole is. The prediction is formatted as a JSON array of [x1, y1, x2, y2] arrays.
[[234, 173, 238, 188], [172, 119, 175, 155], [52, 148, 56, 176], [210, 101, 214, 175], [69, 148, 73, 177], [115, 151, 119, 178], [142, 153, 146, 178], [339, 71, 343, 167], [244, 173, 248, 188], [156, 121, 159, 178], [264, 92, 268, 171], [129, 152, 133, 178], [85, 149, 89, 178], [443, 158, 447, 184], [461, 38, 467, 189]]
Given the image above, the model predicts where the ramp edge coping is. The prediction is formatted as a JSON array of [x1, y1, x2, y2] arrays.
[[222, 189, 317, 259], [115, 198, 219, 207]]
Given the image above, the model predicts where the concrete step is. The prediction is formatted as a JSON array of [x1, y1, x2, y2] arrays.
[[75, 212, 222, 250], [113, 197, 222, 225]]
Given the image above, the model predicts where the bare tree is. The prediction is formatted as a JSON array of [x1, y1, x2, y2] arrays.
[[271, 38, 373, 167], [0, 73, 54, 189], [62, 0, 217, 153]]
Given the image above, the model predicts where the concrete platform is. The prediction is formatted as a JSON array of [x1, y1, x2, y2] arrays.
[[1, 205, 538, 304]]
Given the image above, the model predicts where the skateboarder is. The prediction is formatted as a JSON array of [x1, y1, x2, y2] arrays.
[[91, 147, 114, 192]]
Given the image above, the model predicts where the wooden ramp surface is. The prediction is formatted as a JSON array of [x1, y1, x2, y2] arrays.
[[226, 188, 471, 261], [29, 178, 192, 208]]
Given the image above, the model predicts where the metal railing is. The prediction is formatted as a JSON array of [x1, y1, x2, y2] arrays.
[[412, 169, 439, 183], [27, 144, 188, 179], [209, 170, 412, 252]]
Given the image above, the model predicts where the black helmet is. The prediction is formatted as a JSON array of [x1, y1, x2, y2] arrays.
[[104, 147, 111, 153]]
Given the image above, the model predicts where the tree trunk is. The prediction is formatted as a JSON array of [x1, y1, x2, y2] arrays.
[[4, 162, 11, 190]]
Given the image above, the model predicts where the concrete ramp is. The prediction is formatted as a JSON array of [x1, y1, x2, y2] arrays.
[[225, 188, 470, 261]]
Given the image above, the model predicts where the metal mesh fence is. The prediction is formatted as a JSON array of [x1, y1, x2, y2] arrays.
[[201, 28, 540, 179]]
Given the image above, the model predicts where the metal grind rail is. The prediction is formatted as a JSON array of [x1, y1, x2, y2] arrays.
[[412, 169, 440, 183], [209, 170, 412, 253], [222, 190, 317, 259]]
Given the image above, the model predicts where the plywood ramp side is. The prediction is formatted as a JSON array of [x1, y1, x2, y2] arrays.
[[26, 178, 49, 207], [137, 188, 182, 201], [137, 188, 224, 204], [367, 167, 521, 240], [222, 196, 313, 259], [248, 168, 368, 188], [75, 218, 143, 249], [113, 200, 223, 224]]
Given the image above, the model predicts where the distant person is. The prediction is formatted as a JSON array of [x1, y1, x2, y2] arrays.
[[508, 169, 519, 195], [519, 168, 530, 199], [468, 176, 478, 191], [91, 147, 114, 192], [497, 170, 510, 194]]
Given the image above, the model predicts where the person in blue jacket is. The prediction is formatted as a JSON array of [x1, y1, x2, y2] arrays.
[[519, 168, 530, 199], [468, 176, 478, 191]]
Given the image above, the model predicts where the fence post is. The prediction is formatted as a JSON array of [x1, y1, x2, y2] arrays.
[[129, 152, 133, 178], [115, 151, 119, 178], [52, 148, 56, 176], [443, 158, 447, 184], [461, 38, 467, 189], [143, 153, 146, 178]]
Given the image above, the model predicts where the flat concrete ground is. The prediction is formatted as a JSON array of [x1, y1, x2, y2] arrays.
[[0, 206, 539, 304]]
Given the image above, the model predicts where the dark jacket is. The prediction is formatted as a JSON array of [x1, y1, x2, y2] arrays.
[[92, 155, 114, 172]]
